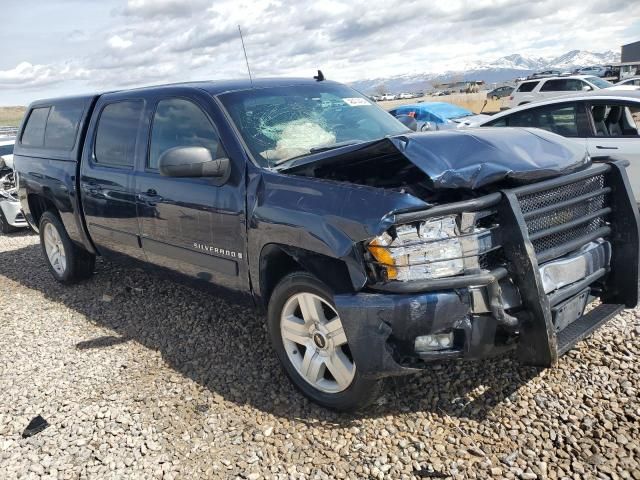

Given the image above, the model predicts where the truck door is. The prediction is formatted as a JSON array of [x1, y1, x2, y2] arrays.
[[80, 97, 147, 261], [134, 92, 248, 292]]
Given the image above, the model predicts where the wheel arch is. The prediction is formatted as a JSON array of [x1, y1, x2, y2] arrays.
[[258, 244, 356, 308], [27, 192, 59, 230]]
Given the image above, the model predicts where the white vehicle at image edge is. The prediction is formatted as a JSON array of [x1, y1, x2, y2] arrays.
[[616, 77, 640, 88], [0, 137, 28, 233], [470, 90, 640, 205], [508, 75, 615, 108]]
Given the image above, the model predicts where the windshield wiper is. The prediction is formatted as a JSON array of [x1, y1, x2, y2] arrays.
[[309, 140, 361, 153], [273, 140, 364, 171]]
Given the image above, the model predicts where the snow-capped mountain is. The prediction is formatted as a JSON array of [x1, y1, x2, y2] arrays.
[[545, 50, 619, 70], [350, 50, 620, 94]]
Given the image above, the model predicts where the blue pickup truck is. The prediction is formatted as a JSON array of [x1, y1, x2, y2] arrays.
[[13, 77, 640, 410]]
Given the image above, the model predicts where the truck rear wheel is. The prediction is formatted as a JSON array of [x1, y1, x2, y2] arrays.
[[39, 211, 95, 284], [267, 271, 382, 411]]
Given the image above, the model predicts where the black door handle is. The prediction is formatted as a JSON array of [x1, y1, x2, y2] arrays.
[[596, 145, 619, 150]]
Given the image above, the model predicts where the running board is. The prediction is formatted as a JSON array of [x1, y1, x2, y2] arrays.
[[556, 303, 624, 356]]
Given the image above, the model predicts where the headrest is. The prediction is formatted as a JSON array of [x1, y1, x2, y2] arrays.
[[607, 106, 623, 123], [592, 105, 606, 122]]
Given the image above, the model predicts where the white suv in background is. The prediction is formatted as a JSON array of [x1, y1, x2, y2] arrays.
[[508, 75, 613, 108]]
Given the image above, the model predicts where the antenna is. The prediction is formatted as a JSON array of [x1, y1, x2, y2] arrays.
[[238, 25, 253, 87]]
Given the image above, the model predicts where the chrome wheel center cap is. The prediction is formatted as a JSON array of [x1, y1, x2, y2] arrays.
[[313, 332, 327, 349]]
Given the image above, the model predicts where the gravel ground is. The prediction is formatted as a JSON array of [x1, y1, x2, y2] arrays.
[[0, 231, 639, 480]]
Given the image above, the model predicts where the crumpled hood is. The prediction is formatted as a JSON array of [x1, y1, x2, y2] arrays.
[[284, 127, 590, 191], [387, 127, 589, 189]]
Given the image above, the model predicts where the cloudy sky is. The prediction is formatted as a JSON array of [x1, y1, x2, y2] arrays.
[[1, 0, 639, 105]]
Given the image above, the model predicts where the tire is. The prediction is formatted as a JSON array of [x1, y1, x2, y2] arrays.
[[39, 211, 95, 284], [267, 271, 382, 411], [0, 207, 18, 234]]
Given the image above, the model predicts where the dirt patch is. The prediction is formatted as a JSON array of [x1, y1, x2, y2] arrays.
[[0, 106, 26, 128]]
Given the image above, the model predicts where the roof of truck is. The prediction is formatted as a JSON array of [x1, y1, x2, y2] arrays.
[[27, 77, 338, 108]]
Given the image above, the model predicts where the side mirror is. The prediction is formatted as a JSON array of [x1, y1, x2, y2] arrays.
[[421, 121, 436, 132], [395, 114, 418, 131], [582, 85, 593, 91], [158, 146, 230, 178]]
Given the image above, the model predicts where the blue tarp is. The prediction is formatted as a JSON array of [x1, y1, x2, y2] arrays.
[[392, 102, 473, 124]]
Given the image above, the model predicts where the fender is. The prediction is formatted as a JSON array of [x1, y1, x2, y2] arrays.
[[246, 167, 428, 299]]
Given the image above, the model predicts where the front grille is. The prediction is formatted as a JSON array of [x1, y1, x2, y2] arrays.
[[531, 218, 605, 254], [518, 174, 605, 214], [516, 173, 610, 259]]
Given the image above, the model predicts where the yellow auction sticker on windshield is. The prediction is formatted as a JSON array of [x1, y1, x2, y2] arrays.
[[342, 97, 370, 106]]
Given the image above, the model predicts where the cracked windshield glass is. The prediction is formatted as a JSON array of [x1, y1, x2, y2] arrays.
[[219, 83, 408, 168]]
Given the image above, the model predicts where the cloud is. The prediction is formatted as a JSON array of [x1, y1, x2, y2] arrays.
[[122, 0, 211, 18], [1, 0, 639, 105], [108, 35, 133, 49], [0, 62, 90, 89]]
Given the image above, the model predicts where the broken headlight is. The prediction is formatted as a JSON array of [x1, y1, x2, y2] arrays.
[[366, 215, 496, 282]]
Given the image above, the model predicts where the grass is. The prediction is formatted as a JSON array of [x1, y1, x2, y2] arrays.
[[0, 106, 26, 127]]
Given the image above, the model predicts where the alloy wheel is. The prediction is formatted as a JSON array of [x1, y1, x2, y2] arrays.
[[280, 292, 355, 393], [43, 223, 67, 276]]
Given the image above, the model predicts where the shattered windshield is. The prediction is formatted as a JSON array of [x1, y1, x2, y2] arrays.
[[219, 83, 408, 168]]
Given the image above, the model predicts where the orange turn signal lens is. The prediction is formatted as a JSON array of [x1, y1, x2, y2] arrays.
[[367, 240, 398, 280]]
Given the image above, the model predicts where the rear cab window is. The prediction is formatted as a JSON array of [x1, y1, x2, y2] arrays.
[[19, 99, 86, 151], [94, 101, 144, 168], [21, 107, 50, 147], [44, 102, 85, 150]]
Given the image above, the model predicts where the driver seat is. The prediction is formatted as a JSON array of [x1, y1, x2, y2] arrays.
[[592, 106, 609, 136]]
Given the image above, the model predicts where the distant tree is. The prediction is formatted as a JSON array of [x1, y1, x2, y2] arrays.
[[373, 83, 387, 96]]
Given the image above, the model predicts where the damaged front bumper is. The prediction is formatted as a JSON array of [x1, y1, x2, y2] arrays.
[[334, 161, 640, 379]]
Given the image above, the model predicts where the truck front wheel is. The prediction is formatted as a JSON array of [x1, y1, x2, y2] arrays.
[[267, 271, 382, 411], [39, 211, 95, 284]]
